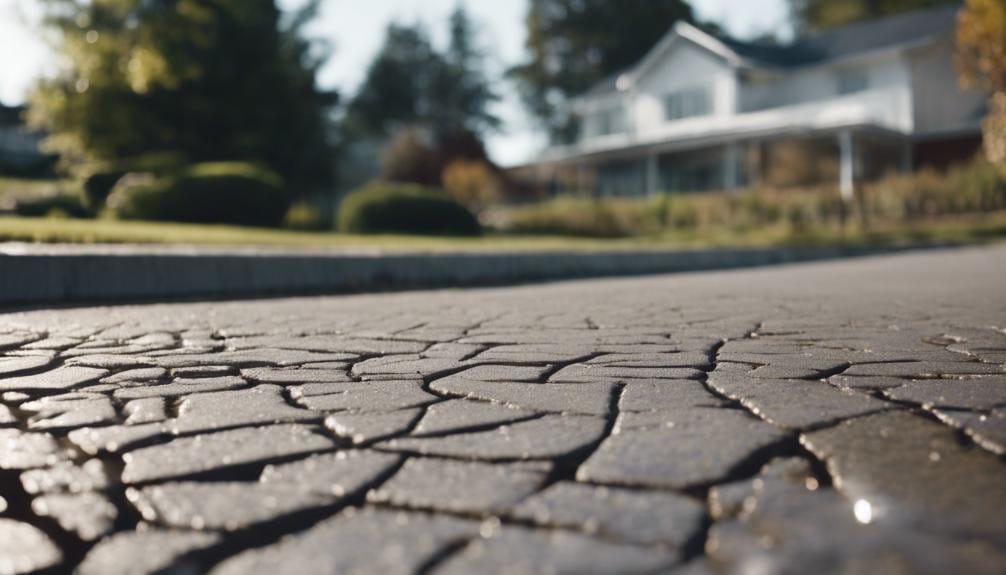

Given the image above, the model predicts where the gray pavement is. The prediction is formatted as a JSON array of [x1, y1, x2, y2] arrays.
[[1, 244, 1005, 574]]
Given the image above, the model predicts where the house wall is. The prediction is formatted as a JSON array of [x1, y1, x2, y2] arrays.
[[907, 36, 987, 135], [631, 42, 736, 138], [738, 51, 915, 132]]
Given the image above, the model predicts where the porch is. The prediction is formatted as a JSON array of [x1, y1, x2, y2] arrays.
[[543, 128, 911, 199]]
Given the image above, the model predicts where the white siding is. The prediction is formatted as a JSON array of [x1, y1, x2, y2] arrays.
[[632, 42, 736, 139], [739, 51, 914, 132], [907, 37, 987, 134]]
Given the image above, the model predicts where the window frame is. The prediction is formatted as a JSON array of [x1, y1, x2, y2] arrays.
[[662, 85, 712, 122]]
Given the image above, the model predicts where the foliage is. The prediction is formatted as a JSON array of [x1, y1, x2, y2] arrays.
[[81, 152, 188, 209], [378, 126, 497, 190], [337, 182, 481, 236], [106, 162, 288, 226], [379, 128, 443, 187], [27, 0, 336, 188], [789, 0, 955, 32], [957, 0, 1006, 168], [509, 0, 694, 143], [342, 6, 498, 142], [11, 192, 90, 219], [283, 199, 326, 231], [498, 160, 1006, 238], [441, 160, 502, 213]]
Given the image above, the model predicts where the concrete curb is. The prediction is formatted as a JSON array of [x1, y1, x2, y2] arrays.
[[0, 243, 939, 306]]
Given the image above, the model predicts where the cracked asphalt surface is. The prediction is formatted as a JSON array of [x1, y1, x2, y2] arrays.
[[1, 244, 1005, 574]]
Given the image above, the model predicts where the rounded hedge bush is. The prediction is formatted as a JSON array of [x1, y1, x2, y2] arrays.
[[106, 162, 288, 226], [338, 182, 481, 236], [82, 152, 188, 210]]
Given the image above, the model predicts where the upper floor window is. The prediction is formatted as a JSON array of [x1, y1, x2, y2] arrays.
[[837, 69, 868, 95], [664, 87, 711, 121], [594, 106, 626, 136]]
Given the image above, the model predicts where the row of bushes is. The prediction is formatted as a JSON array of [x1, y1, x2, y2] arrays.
[[4, 156, 297, 227], [497, 161, 1006, 238], [3, 171, 484, 236]]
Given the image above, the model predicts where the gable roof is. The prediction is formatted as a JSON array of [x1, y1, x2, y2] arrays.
[[582, 4, 959, 98], [720, 3, 959, 68]]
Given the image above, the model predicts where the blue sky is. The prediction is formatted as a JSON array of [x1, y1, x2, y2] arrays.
[[0, 0, 791, 165]]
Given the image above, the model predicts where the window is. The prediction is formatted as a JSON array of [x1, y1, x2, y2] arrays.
[[837, 70, 868, 95], [663, 87, 711, 121], [594, 106, 626, 136]]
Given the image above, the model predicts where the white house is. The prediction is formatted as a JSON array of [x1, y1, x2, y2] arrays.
[[529, 5, 987, 198]]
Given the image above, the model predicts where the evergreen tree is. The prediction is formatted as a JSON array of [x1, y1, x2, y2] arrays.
[[28, 0, 336, 187], [343, 7, 499, 142], [509, 0, 695, 144]]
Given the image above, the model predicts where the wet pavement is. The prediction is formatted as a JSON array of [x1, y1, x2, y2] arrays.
[[0, 244, 1004, 574]]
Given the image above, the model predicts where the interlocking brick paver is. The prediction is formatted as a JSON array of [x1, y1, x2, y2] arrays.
[[1, 245, 1005, 572]]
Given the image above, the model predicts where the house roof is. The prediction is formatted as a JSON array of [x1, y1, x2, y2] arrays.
[[582, 4, 960, 98], [720, 3, 959, 68]]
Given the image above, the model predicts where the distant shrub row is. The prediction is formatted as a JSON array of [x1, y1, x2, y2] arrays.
[[498, 160, 1006, 238], [337, 182, 481, 236], [107, 162, 288, 227]]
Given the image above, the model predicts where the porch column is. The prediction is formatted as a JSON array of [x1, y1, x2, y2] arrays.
[[838, 129, 855, 201], [900, 138, 914, 174], [645, 152, 659, 196], [724, 141, 740, 192]]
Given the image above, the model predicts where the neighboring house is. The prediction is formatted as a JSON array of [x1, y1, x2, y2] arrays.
[[529, 5, 986, 198], [0, 103, 51, 175]]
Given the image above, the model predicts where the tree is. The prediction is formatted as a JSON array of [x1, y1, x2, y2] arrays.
[[344, 7, 499, 142], [509, 0, 695, 143], [343, 7, 501, 189], [957, 0, 1006, 167], [341, 23, 441, 140], [789, 0, 956, 32], [28, 0, 336, 188], [428, 7, 501, 138]]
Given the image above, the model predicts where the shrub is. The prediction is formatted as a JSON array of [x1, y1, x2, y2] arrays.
[[502, 196, 638, 237], [441, 159, 500, 213], [338, 182, 481, 236], [13, 192, 90, 219], [283, 200, 326, 231], [106, 162, 288, 226], [379, 128, 443, 186], [81, 152, 187, 210]]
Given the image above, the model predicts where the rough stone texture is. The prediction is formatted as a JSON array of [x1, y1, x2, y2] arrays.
[[170, 385, 320, 434], [707, 458, 1006, 575], [1, 245, 1005, 573], [437, 528, 675, 574], [882, 378, 1006, 410], [511, 481, 706, 546], [0, 365, 107, 392], [413, 399, 539, 435], [19, 459, 110, 494], [76, 530, 221, 575], [369, 458, 547, 514], [211, 509, 477, 575], [0, 428, 72, 470], [801, 410, 1006, 540], [382, 414, 608, 460], [324, 408, 422, 444], [31, 492, 117, 540], [578, 409, 787, 488], [121, 424, 335, 483], [128, 481, 333, 530], [259, 450, 401, 496], [0, 519, 62, 574]]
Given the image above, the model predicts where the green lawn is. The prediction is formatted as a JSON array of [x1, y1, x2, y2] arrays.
[[1, 213, 1005, 252]]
